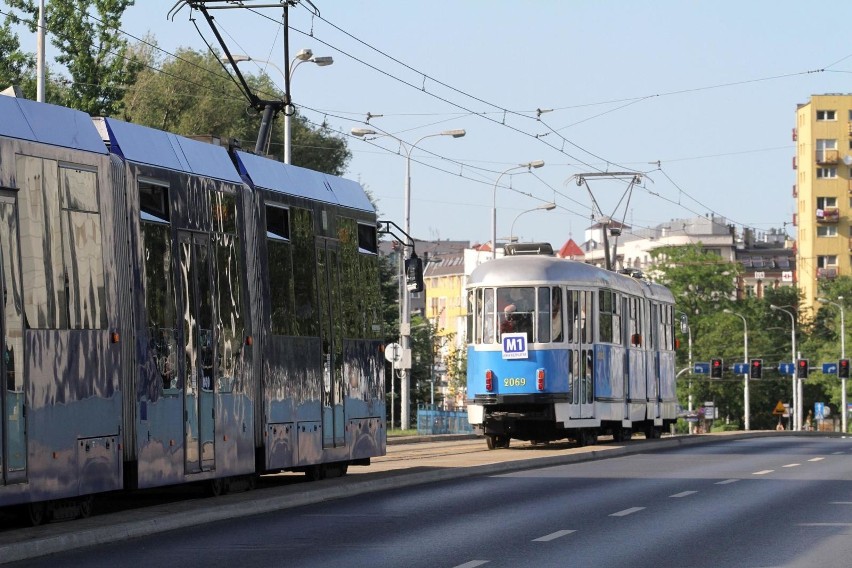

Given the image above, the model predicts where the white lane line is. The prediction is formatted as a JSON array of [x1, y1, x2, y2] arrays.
[[753, 470, 774, 475], [453, 561, 489, 568], [610, 507, 645, 517], [782, 463, 801, 468], [832, 451, 844, 455], [800, 523, 852, 527], [830, 502, 852, 505], [809, 457, 825, 462], [533, 530, 576, 542], [716, 479, 739, 485], [670, 491, 698, 498]]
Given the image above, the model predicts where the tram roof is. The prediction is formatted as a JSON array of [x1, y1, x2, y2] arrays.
[[234, 150, 374, 213], [469, 255, 674, 302], [98, 117, 244, 184], [0, 96, 107, 154]]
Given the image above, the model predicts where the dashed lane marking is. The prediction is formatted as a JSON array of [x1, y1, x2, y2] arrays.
[[533, 530, 576, 542], [808, 457, 825, 462], [782, 463, 801, 468], [670, 491, 697, 498], [716, 479, 739, 485], [610, 507, 645, 517], [752, 470, 774, 475], [453, 561, 489, 568]]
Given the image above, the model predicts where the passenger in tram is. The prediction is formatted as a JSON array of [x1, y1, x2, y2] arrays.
[[551, 292, 563, 342]]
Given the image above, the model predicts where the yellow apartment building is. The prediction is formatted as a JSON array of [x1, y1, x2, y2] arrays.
[[795, 94, 852, 313]]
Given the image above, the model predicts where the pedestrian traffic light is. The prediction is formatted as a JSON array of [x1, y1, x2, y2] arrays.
[[749, 358, 763, 379], [796, 358, 809, 379], [711, 358, 723, 378], [405, 254, 424, 293], [840, 358, 850, 379]]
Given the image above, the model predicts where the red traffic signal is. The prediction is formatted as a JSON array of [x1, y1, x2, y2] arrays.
[[711, 358, 723, 378], [749, 358, 763, 379], [796, 359, 809, 379], [840, 359, 850, 379]]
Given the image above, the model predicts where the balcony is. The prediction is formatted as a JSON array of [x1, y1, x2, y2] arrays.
[[818, 267, 838, 279], [816, 149, 840, 164], [817, 207, 840, 223]]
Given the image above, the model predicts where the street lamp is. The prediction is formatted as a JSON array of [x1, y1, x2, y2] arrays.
[[228, 49, 333, 163], [818, 296, 846, 432], [509, 202, 556, 243], [351, 126, 466, 429], [770, 304, 798, 431], [723, 308, 750, 431], [491, 161, 545, 259]]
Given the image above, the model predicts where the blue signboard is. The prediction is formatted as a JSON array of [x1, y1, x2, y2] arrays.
[[778, 362, 794, 375], [823, 363, 838, 375], [733, 363, 748, 374], [694, 363, 710, 374], [501, 333, 528, 360], [815, 402, 825, 420]]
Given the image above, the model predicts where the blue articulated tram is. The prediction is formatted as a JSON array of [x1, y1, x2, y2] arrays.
[[0, 94, 385, 523], [466, 244, 677, 449]]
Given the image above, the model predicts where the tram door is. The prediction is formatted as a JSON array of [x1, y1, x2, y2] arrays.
[[569, 290, 595, 420], [179, 232, 216, 473], [0, 197, 25, 485], [317, 240, 344, 448]]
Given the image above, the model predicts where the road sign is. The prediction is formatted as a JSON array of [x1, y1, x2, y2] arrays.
[[815, 402, 825, 420], [385, 342, 402, 363], [733, 363, 748, 374], [694, 363, 710, 374], [501, 332, 528, 360], [778, 362, 795, 375], [772, 401, 786, 415], [823, 362, 838, 375]]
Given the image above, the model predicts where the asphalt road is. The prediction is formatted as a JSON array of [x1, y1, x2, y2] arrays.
[[0, 431, 842, 565]]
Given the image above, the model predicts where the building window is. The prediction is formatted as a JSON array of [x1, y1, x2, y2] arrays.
[[817, 110, 837, 121], [818, 197, 838, 209], [817, 225, 838, 237], [818, 255, 838, 268], [817, 167, 838, 179]]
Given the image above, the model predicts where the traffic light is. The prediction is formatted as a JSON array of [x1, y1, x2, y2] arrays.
[[796, 358, 809, 379], [405, 254, 424, 293], [840, 359, 850, 379], [749, 358, 763, 379], [711, 358, 723, 378]]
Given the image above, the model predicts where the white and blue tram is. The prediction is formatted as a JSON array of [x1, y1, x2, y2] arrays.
[[0, 95, 385, 523], [466, 244, 677, 449]]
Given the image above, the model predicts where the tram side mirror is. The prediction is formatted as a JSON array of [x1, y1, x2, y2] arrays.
[[405, 255, 425, 293]]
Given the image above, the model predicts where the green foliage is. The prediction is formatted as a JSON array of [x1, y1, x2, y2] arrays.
[[6, 0, 143, 115], [0, 15, 34, 90]]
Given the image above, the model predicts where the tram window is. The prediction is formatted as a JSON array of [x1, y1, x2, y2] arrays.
[[565, 290, 577, 343], [537, 287, 551, 342], [497, 287, 534, 337], [291, 207, 318, 337], [357, 222, 378, 254], [467, 289, 475, 344], [482, 288, 496, 343], [266, 205, 290, 241], [551, 287, 563, 342], [212, 192, 237, 235], [214, 233, 243, 393], [142, 222, 177, 391], [139, 181, 170, 223]]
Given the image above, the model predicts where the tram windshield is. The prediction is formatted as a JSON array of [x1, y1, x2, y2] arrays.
[[471, 286, 569, 345]]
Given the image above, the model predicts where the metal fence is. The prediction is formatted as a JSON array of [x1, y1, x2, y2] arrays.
[[416, 405, 474, 435]]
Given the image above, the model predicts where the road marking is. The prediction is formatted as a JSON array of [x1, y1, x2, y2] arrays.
[[670, 491, 697, 498], [799, 523, 852, 527], [752, 470, 773, 475], [533, 530, 576, 542], [716, 479, 739, 485], [453, 561, 489, 568], [808, 457, 825, 462], [610, 507, 645, 517], [830, 502, 852, 505], [832, 451, 844, 455], [782, 463, 800, 468]]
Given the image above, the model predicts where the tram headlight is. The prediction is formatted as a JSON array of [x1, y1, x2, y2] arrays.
[[485, 370, 494, 392], [536, 368, 545, 391]]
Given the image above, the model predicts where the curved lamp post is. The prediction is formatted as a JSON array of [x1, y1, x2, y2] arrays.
[[351, 127, 465, 429], [770, 304, 798, 431], [229, 49, 333, 163], [508, 202, 556, 243], [491, 161, 545, 259], [818, 296, 846, 432], [723, 308, 750, 431]]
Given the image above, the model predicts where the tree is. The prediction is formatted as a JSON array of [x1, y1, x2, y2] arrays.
[[0, 14, 34, 91], [7, 0, 143, 115], [122, 47, 350, 175]]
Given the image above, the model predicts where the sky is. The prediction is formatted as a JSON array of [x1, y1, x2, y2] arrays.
[[12, 0, 852, 249]]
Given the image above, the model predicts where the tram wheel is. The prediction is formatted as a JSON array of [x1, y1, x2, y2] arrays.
[[209, 477, 228, 497], [486, 435, 497, 450], [77, 496, 94, 519], [305, 465, 326, 481], [26, 502, 48, 526]]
